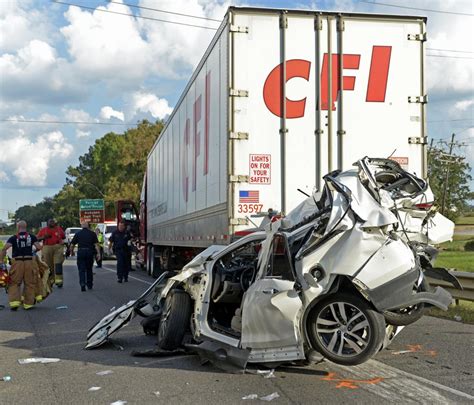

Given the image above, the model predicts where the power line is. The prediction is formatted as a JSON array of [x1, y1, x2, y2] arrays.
[[52, 1, 218, 30], [109, 1, 221, 22], [0, 118, 135, 126], [426, 54, 474, 60], [427, 48, 474, 54], [359, 1, 474, 16], [427, 118, 474, 123]]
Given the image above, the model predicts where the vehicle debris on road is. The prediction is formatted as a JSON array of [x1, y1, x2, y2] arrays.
[[18, 358, 60, 364], [96, 370, 113, 376], [88, 386, 101, 392], [1, 375, 12, 382]]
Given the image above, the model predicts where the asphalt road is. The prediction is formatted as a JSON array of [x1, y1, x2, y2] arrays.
[[0, 259, 473, 405]]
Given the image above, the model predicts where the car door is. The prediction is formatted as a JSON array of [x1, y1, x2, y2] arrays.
[[240, 234, 303, 350]]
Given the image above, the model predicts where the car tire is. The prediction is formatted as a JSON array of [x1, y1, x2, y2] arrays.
[[307, 293, 385, 366], [157, 290, 192, 350], [383, 304, 426, 326]]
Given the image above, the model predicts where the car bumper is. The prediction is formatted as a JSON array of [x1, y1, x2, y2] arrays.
[[362, 267, 452, 311]]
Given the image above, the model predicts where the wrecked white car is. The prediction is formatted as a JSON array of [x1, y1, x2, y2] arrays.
[[86, 158, 458, 368]]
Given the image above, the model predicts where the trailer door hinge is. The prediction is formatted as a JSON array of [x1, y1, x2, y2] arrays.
[[229, 131, 249, 140], [407, 32, 427, 41], [408, 136, 428, 145], [337, 18, 345, 32], [230, 89, 249, 97], [229, 175, 249, 183], [280, 13, 288, 29], [229, 24, 249, 33], [314, 15, 323, 31], [408, 95, 428, 104], [230, 218, 248, 226]]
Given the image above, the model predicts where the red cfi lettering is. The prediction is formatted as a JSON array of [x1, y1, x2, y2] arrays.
[[320, 54, 360, 111], [181, 70, 211, 203], [182, 118, 190, 202], [193, 95, 202, 192], [204, 72, 210, 175], [366, 46, 392, 102], [262, 47, 392, 116], [263, 59, 311, 119]]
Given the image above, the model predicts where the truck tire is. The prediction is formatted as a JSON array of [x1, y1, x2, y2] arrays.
[[147, 246, 161, 278], [157, 290, 192, 350], [307, 294, 385, 366]]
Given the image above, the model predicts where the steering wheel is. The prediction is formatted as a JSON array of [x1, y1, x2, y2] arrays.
[[240, 266, 256, 291]]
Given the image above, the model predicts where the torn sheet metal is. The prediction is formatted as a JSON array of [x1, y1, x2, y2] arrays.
[[85, 157, 455, 369], [185, 341, 251, 373]]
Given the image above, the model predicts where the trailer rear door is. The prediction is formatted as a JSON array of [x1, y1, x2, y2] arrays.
[[229, 8, 426, 235]]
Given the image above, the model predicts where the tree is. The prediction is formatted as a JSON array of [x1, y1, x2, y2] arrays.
[[428, 148, 472, 221], [14, 197, 54, 231], [11, 120, 163, 229]]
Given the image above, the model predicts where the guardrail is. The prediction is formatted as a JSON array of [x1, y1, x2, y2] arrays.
[[427, 270, 474, 302]]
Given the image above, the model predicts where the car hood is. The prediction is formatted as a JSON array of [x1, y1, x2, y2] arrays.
[[85, 273, 171, 349]]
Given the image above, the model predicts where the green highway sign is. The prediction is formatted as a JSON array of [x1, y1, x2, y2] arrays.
[[79, 199, 105, 210]]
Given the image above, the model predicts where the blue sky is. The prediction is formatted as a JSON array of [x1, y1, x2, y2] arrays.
[[0, 0, 473, 220]]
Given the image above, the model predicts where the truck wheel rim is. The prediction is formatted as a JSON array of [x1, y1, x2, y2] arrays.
[[315, 302, 370, 357]]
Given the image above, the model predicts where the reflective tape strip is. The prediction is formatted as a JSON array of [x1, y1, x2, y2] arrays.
[[23, 304, 34, 310], [9, 301, 21, 308]]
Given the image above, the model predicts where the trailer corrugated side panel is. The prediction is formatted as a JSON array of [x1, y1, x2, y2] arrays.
[[229, 8, 426, 235], [147, 21, 229, 247]]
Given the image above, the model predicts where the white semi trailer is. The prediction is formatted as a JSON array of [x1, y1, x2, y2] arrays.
[[125, 6, 428, 274]]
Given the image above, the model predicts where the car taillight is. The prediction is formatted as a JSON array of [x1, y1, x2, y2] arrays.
[[414, 203, 433, 210]]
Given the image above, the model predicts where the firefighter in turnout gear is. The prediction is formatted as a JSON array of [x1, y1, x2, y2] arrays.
[[0, 221, 43, 310], [37, 219, 66, 288]]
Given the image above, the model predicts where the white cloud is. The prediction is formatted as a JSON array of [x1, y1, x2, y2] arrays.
[[76, 129, 91, 138], [0, 131, 73, 186], [100, 106, 125, 121], [0, 39, 85, 104], [60, 2, 151, 83], [131, 91, 173, 119], [0, 1, 54, 52], [59, 0, 227, 83], [0, 170, 9, 182], [62, 108, 93, 122], [138, 0, 227, 77], [453, 99, 474, 112]]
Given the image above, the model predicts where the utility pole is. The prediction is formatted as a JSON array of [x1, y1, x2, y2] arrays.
[[440, 133, 455, 215]]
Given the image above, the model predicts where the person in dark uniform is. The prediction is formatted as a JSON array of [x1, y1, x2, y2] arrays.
[[69, 222, 100, 292], [109, 221, 132, 283], [0, 221, 43, 310]]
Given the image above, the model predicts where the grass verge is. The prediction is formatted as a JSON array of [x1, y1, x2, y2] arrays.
[[428, 300, 474, 324], [455, 215, 474, 226], [434, 251, 474, 273]]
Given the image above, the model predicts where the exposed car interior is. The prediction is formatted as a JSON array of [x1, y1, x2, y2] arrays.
[[207, 239, 263, 337]]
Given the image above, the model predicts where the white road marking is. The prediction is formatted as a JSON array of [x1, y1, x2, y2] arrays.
[[329, 359, 474, 403], [101, 265, 152, 285]]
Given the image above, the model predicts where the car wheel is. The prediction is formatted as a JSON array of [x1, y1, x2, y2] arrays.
[[157, 290, 192, 350], [307, 294, 385, 366], [384, 304, 425, 326]]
